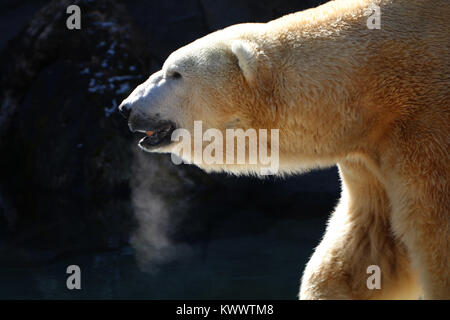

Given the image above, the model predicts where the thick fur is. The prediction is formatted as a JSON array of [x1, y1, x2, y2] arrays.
[[121, 0, 450, 299]]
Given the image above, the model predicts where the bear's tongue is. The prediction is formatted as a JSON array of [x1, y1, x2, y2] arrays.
[[139, 123, 176, 148]]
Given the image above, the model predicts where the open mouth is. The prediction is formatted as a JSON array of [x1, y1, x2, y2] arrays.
[[136, 121, 176, 149]]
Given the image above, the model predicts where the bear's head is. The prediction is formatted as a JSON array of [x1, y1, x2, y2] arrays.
[[119, 22, 371, 175]]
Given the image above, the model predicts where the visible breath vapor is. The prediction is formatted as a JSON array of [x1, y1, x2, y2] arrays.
[[130, 147, 190, 272]]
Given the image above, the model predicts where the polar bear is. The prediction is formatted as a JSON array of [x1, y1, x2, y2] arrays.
[[119, 0, 449, 299]]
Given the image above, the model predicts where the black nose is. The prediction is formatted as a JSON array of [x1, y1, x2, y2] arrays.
[[118, 102, 131, 119]]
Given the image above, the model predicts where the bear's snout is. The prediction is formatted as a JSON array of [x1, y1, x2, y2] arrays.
[[118, 102, 132, 120], [119, 99, 177, 150]]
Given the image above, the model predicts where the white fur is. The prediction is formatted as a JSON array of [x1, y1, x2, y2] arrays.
[[231, 40, 258, 83]]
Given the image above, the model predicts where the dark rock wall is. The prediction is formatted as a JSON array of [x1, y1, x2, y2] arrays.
[[0, 0, 338, 270]]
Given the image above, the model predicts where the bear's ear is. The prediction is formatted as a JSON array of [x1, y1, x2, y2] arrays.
[[231, 40, 261, 84]]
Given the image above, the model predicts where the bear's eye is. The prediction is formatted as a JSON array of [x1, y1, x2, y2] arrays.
[[169, 71, 182, 79]]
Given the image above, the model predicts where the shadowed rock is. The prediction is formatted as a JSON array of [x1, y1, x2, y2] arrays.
[[0, 0, 339, 276]]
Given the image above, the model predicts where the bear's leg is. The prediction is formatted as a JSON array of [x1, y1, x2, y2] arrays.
[[299, 160, 421, 299], [390, 196, 450, 299]]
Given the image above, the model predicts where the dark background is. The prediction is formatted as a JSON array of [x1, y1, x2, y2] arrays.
[[0, 0, 339, 299]]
